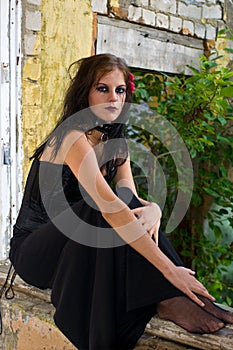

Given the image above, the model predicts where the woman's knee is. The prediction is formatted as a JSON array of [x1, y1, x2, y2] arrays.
[[115, 187, 143, 209]]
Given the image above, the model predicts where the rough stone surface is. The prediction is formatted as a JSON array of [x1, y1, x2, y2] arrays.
[[128, 5, 142, 22], [150, 0, 176, 14], [178, 2, 202, 19], [206, 23, 217, 39], [183, 20, 195, 35], [195, 22, 206, 38], [142, 8, 156, 26], [1, 265, 233, 350], [25, 9, 41, 31], [202, 4, 222, 18], [26, 0, 42, 5], [91, 0, 108, 14], [24, 32, 40, 56], [97, 16, 203, 74], [170, 16, 182, 33], [156, 13, 169, 29]]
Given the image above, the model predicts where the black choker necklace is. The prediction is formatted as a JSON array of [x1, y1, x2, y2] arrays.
[[86, 123, 123, 144], [95, 123, 118, 131], [85, 128, 109, 145]]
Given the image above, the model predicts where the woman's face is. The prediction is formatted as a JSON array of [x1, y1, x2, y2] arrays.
[[88, 68, 126, 122]]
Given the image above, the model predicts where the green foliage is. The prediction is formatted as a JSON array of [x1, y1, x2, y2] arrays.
[[130, 33, 233, 306]]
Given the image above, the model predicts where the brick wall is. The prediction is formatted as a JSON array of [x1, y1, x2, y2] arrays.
[[22, 0, 42, 169], [92, 0, 225, 40]]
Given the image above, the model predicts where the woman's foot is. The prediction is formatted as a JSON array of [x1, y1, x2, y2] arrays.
[[157, 296, 225, 334], [197, 295, 233, 324]]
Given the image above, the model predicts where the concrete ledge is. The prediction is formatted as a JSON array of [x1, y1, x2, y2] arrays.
[[1, 264, 233, 350]]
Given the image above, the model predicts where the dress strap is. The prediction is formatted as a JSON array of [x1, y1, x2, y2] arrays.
[[0, 264, 16, 334]]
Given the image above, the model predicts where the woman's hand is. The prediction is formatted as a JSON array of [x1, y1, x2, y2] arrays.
[[131, 203, 161, 245], [165, 265, 215, 307]]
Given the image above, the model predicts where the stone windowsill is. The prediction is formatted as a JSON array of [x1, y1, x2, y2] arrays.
[[1, 262, 233, 350]]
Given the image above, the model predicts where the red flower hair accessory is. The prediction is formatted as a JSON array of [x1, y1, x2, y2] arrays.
[[129, 72, 135, 93]]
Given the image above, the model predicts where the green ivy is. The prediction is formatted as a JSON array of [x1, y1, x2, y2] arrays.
[[130, 31, 233, 306]]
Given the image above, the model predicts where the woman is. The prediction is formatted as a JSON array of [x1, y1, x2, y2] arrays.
[[9, 54, 233, 349]]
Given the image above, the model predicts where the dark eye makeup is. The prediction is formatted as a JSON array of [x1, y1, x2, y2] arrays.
[[96, 84, 126, 94]]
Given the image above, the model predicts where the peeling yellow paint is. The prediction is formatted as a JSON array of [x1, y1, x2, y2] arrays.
[[22, 0, 94, 179], [23, 107, 42, 131], [23, 57, 41, 81], [23, 81, 41, 107]]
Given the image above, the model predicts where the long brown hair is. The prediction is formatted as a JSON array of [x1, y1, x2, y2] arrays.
[[62, 53, 132, 119], [32, 54, 132, 177]]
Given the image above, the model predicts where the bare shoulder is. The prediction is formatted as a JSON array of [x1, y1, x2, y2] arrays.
[[41, 129, 88, 164], [62, 129, 96, 168], [62, 129, 86, 146]]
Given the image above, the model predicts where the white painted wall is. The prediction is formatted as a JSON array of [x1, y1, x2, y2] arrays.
[[0, 0, 22, 261]]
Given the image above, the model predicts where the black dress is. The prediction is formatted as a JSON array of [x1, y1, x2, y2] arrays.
[[9, 158, 184, 350]]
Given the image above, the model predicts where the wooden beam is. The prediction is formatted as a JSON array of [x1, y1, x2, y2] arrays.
[[145, 315, 233, 350], [96, 16, 204, 74]]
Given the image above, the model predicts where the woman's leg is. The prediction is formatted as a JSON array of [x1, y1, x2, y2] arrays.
[[10, 222, 68, 289], [117, 187, 232, 334], [116, 304, 157, 350], [157, 296, 225, 333]]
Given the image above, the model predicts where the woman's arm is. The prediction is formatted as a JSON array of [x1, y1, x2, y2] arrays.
[[114, 157, 157, 205], [114, 158, 161, 242], [62, 130, 214, 307], [113, 157, 138, 196]]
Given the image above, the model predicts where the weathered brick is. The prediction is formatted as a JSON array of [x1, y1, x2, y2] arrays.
[[23, 81, 41, 107], [206, 24, 217, 39], [27, 0, 42, 5], [23, 57, 41, 81], [170, 16, 182, 33], [150, 0, 176, 14], [183, 20, 194, 35], [178, 2, 202, 19], [206, 0, 217, 4], [130, 0, 149, 6], [24, 32, 40, 55], [142, 8, 156, 26], [25, 9, 41, 31], [156, 13, 169, 29], [139, 0, 149, 6], [194, 23, 206, 38], [23, 107, 42, 130], [91, 0, 108, 14], [202, 4, 222, 19], [128, 5, 142, 22]]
